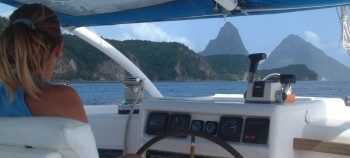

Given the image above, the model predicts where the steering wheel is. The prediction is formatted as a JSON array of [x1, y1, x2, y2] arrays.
[[136, 130, 243, 158]]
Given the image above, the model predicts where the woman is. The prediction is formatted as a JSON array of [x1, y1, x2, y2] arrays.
[[0, 3, 88, 122], [0, 4, 141, 158]]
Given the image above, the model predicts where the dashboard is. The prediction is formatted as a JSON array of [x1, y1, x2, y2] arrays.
[[139, 98, 278, 158], [145, 112, 269, 144], [91, 95, 340, 158]]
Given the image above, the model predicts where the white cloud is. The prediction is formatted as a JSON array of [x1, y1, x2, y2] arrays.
[[304, 30, 350, 67], [304, 30, 340, 54], [304, 30, 323, 48], [118, 23, 195, 50]]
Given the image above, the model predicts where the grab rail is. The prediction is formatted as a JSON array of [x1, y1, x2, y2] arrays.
[[293, 138, 350, 156]]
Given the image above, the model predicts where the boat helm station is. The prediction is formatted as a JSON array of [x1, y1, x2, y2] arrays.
[[0, 0, 350, 158]]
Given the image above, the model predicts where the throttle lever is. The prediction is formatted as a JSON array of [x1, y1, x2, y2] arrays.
[[248, 53, 267, 83]]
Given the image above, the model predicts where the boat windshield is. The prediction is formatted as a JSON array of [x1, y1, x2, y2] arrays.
[[1, 3, 350, 103]]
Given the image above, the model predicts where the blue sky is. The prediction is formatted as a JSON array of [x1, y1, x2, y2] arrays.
[[1, 3, 350, 67]]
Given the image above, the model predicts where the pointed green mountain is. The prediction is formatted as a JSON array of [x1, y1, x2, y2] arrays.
[[199, 22, 249, 56]]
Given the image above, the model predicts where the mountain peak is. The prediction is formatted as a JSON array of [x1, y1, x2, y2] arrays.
[[200, 22, 249, 56], [261, 34, 350, 81], [224, 21, 234, 27], [286, 34, 299, 39], [283, 34, 305, 43], [221, 22, 238, 33]]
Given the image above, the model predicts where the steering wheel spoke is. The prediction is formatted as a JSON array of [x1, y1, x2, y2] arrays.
[[190, 135, 195, 158]]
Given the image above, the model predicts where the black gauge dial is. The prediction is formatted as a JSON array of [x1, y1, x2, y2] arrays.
[[190, 120, 204, 132], [204, 121, 218, 135], [168, 114, 191, 132], [217, 116, 243, 142]]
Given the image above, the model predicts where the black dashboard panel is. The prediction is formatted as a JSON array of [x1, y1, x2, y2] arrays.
[[217, 116, 243, 142], [242, 118, 270, 144], [145, 112, 269, 145], [145, 112, 169, 135]]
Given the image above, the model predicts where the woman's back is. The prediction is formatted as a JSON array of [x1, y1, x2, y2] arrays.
[[0, 82, 87, 122]]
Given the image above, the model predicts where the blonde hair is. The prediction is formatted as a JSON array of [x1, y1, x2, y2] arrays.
[[0, 3, 62, 101]]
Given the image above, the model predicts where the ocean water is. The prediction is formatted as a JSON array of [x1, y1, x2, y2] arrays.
[[67, 81, 350, 105]]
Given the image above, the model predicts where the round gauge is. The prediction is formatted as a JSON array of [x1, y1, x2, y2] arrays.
[[217, 116, 243, 142], [204, 121, 218, 135], [168, 114, 191, 132], [190, 120, 204, 132]]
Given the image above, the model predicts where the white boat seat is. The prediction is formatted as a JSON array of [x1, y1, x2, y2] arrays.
[[0, 117, 99, 158]]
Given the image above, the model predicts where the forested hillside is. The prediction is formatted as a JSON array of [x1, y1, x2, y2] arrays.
[[107, 39, 216, 81], [205, 54, 249, 80], [56, 35, 217, 81], [258, 64, 318, 81]]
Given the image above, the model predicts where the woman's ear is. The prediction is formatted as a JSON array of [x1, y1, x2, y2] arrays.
[[55, 40, 64, 58]]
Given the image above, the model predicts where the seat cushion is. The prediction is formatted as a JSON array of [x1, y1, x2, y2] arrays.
[[0, 117, 99, 158], [0, 145, 62, 158]]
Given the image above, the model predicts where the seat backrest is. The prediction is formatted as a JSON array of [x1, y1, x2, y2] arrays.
[[0, 117, 99, 158]]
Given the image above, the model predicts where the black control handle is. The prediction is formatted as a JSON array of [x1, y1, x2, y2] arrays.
[[248, 53, 267, 73], [280, 74, 296, 84]]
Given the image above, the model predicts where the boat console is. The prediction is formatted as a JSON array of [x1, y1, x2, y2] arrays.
[[137, 95, 350, 158]]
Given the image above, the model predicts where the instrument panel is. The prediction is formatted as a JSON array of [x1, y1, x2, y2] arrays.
[[145, 112, 269, 144]]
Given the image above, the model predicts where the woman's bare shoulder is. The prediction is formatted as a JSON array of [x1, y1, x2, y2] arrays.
[[27, 84, 88, 123], [42, 84, 81, 104], [48, 84, 79, 97]]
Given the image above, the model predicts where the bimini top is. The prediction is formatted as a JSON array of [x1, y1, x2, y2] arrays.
[[1, 0, 349, 27]]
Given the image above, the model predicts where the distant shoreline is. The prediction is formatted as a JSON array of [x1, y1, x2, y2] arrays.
[[53, 80, 123, 83]]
